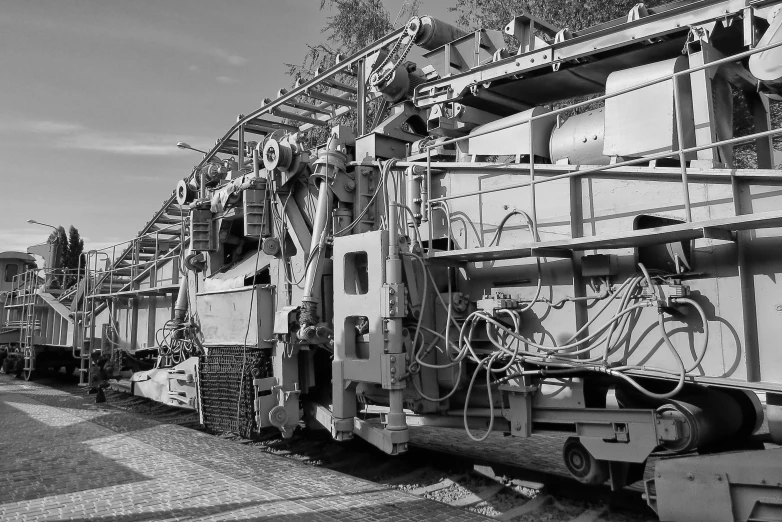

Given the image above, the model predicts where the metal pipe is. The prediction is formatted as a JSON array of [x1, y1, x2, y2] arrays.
[[385, 200, 407, 433], [301, 179, 333, 304], [305, 89, 358, 108], [425, 126, 782, 204], [271, 108, 328, 127], [174, 275, 188, 322], [422, 38, 782, 153], [672, 74, 693, 222], [528, 118, 538, 239], [357, 58, 366, 136]]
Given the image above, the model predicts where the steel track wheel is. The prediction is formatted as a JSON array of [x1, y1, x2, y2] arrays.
[[563, 437, 609, 485]]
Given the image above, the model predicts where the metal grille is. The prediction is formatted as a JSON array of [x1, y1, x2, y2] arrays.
[[198, 346, 272, 437]]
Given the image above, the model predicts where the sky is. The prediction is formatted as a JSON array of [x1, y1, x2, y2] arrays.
[[0, 0, 456, 262]]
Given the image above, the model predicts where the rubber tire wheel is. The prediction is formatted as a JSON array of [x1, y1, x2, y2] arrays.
[[563, 437, 609, 485]]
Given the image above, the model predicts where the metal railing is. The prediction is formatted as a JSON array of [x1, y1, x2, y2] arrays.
[[416, 36, 782, 250]]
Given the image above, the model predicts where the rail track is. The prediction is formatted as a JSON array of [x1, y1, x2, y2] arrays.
[[60, 375, 655, 522], [2, 368, 656, 521]]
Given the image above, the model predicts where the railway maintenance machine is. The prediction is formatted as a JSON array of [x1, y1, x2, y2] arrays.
[[18, 1, 782, 520]]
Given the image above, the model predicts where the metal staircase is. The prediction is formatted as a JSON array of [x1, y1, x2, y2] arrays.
[[68, 200, 189, 386]]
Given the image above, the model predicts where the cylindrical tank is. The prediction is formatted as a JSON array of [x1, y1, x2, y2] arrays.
[[410, 16, 466, 51], [371, 64, 410, 103], [656, 391, 743, 453], [549, 109, 610, 165]]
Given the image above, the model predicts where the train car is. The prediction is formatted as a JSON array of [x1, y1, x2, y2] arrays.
[[36, 1, 782, 520], [1, 248, 79, 379], [0, 251, 37, 348]]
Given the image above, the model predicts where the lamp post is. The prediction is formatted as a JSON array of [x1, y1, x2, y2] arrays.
[[27, 220, 61, 286], [176, 142, 208, 154], [27, 219, 58, 231]]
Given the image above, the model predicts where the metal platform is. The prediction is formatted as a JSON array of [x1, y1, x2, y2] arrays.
[[430, 210, 782, 263]]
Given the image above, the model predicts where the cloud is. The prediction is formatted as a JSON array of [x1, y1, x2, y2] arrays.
[[210, 48, 247, 66], [216, 76, 239, 85], [1, 119, 211, 157], [188, 64, 201, 73], [0, 228, 53, 255], [0, 119, 85, 135], [29, 120, 85, 133], [60, 134, 181, 156]]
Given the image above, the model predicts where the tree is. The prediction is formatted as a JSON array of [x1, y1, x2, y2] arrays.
[[46, 225, 84, 289], [47, 226, 69, 270], [450, 0, 668, 34], [287, 0, 421, 148], [451, 0, 780, 168]]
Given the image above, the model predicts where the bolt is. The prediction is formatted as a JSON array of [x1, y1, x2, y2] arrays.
[[515, 422, 522, 430], [391, 377, 396, 383], [390, 368, 396, 374], [390, 356, 396, 363], [389, 288, 395, 295], [716, 476, 722, 481], [687, 473, 694, 481]]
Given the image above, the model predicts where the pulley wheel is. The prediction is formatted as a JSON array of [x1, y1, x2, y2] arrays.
[[263, 139, 293, 171], [176, 179, 195, 205], [562, 437, 609, 485], [269, 405, 288, 428], [262, 237, 281, 257]]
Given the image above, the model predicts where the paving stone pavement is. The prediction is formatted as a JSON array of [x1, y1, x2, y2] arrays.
[[0, 375, 490, 521]]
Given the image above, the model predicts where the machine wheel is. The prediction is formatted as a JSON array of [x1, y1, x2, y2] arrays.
[[563, 437, 609, 485]]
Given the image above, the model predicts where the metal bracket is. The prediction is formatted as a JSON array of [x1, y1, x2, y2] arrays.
[[500, 384, 537, 437], [273, 306, 299, 335], [380, 353, 406, 390], [380, 283, 405, 318]]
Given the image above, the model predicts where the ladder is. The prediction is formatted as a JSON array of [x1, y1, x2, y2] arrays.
[[19, 270, 37, 381], [72, 255, 98, 386]]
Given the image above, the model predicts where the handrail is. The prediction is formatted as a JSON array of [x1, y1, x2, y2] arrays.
[[418, 35, 782, 240], [186, 26, 405, 176]]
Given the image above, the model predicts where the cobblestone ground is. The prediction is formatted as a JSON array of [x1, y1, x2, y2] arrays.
[[0, 375, 490, 521]]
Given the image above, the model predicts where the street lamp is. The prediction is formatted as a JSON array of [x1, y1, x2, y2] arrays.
[[27, 220, 60, 284], [27, 219, 58, 231], [177, 142, 208, 154]]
